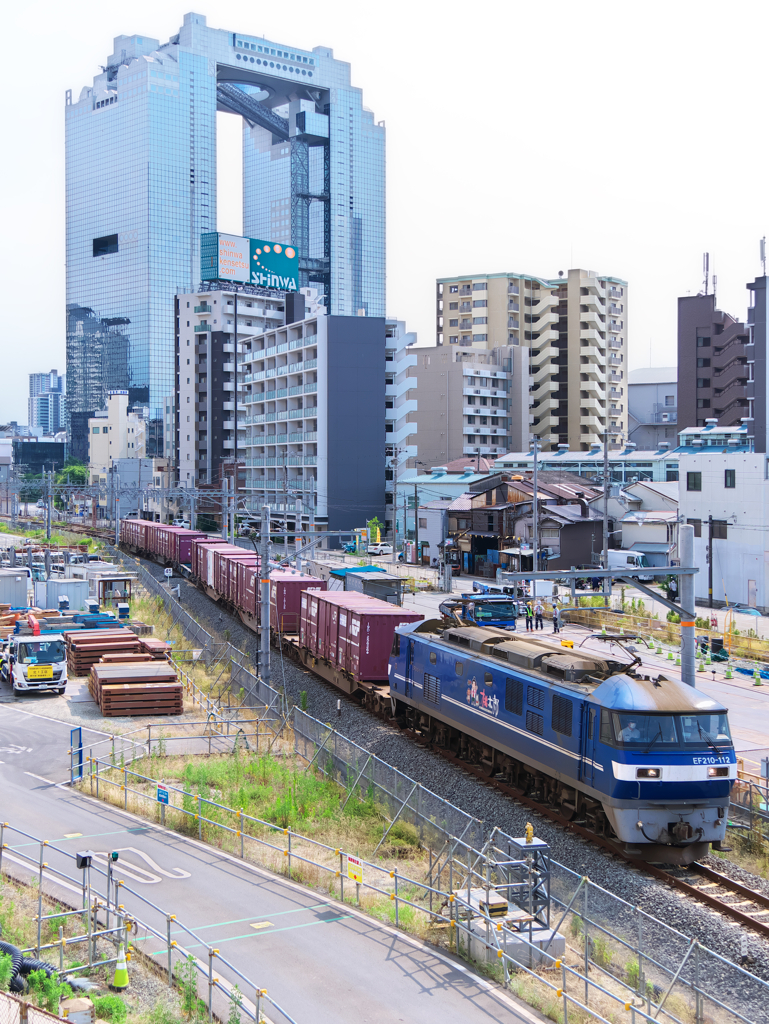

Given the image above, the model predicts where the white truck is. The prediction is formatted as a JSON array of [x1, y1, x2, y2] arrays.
[[604, 550, 652, 578], [3, 634, 68, 695]]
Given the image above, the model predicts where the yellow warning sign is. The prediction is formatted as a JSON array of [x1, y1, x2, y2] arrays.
[[347, 855, 363, 884]]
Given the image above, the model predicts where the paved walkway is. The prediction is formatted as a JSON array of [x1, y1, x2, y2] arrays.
[[0, 705, 543, 1024]]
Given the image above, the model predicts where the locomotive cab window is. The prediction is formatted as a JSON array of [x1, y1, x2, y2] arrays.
[[455, 661, 464, 676], [391, 634, 400, 656], [612, 714, 677, 748], [429, 651, 437, 665], [678, 713, 732, 748], [484, 671, 493, 686]]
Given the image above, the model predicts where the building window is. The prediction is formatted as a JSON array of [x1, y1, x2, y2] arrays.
[[449, 336, 458, 343], [92, 426, 100, 434], [472, 317, 487, 325], [472, 283, 486, 291], [712, 520, 728, 539], [697, 399, 710, 408], [687, 518, 702, 537], [696, 336, 711, 348], [686, 472, 702, 491], [449, 319, 458, 327], [418, 518, 427, 529], [696, 378, 710, 389], [665, 395, 675, 406], [725, 469, 736, 489], [449, 285, 458, 293], [92, 234, 118, 257], [696, 358, 710, 368], [449, 302, 458, 310], [472, 300, 487, 308]]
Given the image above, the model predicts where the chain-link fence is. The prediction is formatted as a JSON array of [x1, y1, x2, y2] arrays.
[[295, 706, 767, 1024], [0, 989, 69, 1024]]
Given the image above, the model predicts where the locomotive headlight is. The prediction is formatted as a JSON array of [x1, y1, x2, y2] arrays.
[[636, 768, 661, 779], [708, 766, 729, 777]]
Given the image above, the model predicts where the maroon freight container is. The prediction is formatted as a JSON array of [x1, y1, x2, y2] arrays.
[[199, 544, 236, 589], [191, 538, 221, 579], [212, 547, 247, 597], [173, 530, 206, 565], [221, 554, 258, 604], [270, 571, 326, 634], [300, 591, 374, 664], [348, 604, 422, 681]]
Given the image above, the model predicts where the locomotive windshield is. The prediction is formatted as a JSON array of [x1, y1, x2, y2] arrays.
[[606, 712, 733, 750]]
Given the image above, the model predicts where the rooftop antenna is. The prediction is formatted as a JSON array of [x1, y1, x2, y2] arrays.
[[762, 237, 767, 277], [703, 252, 709, 296], [713, 273, 717, 305]]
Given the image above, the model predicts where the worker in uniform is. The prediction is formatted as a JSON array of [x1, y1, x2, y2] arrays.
[[534, 599, 544, 630], [525, 602, 534, 631], [552, 604, 561, 634]]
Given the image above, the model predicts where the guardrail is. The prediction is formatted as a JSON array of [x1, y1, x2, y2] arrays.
[[80, 732, 766, 1024], [0, 822, 298, 1024]]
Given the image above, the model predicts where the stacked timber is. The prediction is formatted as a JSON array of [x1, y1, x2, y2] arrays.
[[66, 629, 141, 675], [139, 638, 172, 660], [88, 662, 183, 717]]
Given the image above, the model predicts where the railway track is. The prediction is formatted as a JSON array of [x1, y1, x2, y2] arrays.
[[404, 728, 769, 939]]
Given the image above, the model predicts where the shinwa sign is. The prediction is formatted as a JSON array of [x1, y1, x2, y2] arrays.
[[201, 232, 299, 291]]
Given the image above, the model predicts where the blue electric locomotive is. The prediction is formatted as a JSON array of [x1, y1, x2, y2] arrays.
[[389, 621, 735, 864]]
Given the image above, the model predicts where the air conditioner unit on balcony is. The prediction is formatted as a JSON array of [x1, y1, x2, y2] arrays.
[[662, 413, 669, 422]]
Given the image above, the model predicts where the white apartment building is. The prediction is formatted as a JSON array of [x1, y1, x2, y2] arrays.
[[385, 319, 419, 539], [436, 268, 628, 451], [88, 391, 146, 482], [678, 450, 769, 611]]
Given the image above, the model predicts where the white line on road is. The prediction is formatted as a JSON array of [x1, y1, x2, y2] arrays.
[[24, 772, 54, 784]]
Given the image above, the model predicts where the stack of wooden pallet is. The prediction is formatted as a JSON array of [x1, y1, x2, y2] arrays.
[[139, 637, 173, 660], [66, 629, 141, 675], [88, 662, 183, 717]]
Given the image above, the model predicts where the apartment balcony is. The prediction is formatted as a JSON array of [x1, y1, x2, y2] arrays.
[[583, 279, 606, 298], [222, 420, 235, 431], [580, 310, 604, 331], [608, 303, 623, 316], [609, 287, 624, 300], [609, 320, 623, 334], [194, 304, 212, 314], [581, 293, 606, 313], [223, 439, 235, 449], [609, 371, 623, 383], [463, 445, 508, 456], [609, 338, 623, 350], [609, 404, 624, 414], [223, 402, 235, 411], [194, 324, 211, 333], [608, 355, 623, 367], [528, 344, 556, 367], [580, 329, 606, 347], [580, 415, 605, 432], [580, 344, 604, 364], [223, 382, 235, 392], [223, 362, 235, 372]]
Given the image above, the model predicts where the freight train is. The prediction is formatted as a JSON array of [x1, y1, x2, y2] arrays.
[[120, 521, 736, 862]]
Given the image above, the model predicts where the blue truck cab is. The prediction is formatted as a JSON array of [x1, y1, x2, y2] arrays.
[[438, 594, 520, 630]]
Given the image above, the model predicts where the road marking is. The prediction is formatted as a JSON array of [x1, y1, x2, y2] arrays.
[[250, 922, 272, 930], [91, 847, 191, 884], [63, 833, 82, 839], [152, 915, 353, 955], [24, 772, 54, 784], [170, 904, 330, 935]]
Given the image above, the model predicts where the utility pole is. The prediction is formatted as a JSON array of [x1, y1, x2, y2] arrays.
[[259, 505, 271, 687], [708, 514, 713, 609], [679, 523, 696, 687], [114, 473, 120, 546], [530, 437, 540, 579], [414, 484, 419, 566], [45, 470, 52, 541], [221, 477, 229, 540], [602, 431, 610, 609]]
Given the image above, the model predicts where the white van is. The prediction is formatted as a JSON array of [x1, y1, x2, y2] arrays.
[[4, 635, 67, 695], [367, 542, 393, 556], [605, 550, 652, 578]]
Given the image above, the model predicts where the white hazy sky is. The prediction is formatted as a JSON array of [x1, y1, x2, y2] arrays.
[[1, 0, 767, 422]]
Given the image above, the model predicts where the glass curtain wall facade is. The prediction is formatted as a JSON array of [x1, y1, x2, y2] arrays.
[[66, 13, 384, 456]]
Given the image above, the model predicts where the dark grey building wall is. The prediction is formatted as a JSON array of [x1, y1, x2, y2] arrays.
[[326, 317, 386, 532], [548, 519, 606, 570], [748, 276, 767, 453]]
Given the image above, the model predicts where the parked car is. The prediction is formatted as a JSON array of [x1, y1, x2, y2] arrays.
[[731, 603, 763, 617], [172, 519, 191, 529], [367, 542, 393, 556]]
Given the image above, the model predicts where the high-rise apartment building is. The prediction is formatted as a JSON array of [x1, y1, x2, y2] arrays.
[[405, 346, 529, 467], [66, 12, 385, 457], [29, 370, 66, 436], [436, 268, 628, 450], [677, 293, 749, 433]]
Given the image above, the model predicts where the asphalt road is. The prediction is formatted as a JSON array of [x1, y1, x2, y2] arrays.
[[0, 705, 539, 1024]]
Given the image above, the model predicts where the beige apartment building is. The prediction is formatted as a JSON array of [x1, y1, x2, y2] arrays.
[[405, 345, 528, 465], [436, 268, 628, 451], [88, 390, 146, 482]]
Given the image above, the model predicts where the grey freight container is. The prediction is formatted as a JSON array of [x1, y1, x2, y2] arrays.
[[0, 571, 31, 609]]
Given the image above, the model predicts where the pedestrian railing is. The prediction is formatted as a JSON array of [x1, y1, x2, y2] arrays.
[[0, 822, 298, 1024], [79, 740, 767, 1024]]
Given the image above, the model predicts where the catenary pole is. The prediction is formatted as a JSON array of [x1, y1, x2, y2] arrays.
[[679, 523, 696, 687], [260, 505, 271, 687]]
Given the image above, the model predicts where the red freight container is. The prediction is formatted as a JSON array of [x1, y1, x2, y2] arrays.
[[270, 571, 326, 634], [220, 554, 258, 604], [199, 544, 236, 589], [212, 547, 248, 597], [300, 591, 421, 682], [238, 559, 261, 618], [191, 538, 222, 579]]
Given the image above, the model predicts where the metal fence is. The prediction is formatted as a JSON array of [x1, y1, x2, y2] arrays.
[[0, 989, 70, 1024], [294, 707, 767, 1024]]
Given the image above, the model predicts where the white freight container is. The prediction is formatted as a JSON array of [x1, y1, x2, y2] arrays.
[[33, 579, 90, 611]]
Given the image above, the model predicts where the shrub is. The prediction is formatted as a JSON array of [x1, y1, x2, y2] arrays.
[[0, 952, 12, 991], [92, 995, 128, 1023]]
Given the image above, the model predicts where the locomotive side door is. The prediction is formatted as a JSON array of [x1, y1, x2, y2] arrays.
[[404, 639, 415, 699], [579, 703, 597, 789]]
